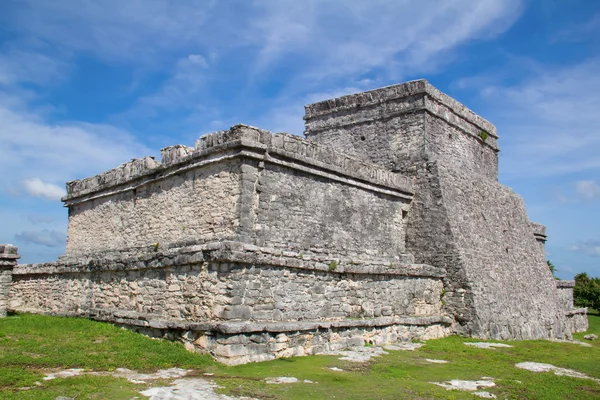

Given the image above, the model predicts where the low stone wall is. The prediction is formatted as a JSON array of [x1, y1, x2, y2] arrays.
[[9, 241, 449, 363]]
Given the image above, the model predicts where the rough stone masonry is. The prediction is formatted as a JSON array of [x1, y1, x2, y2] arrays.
[[5, 79, 587, 364]]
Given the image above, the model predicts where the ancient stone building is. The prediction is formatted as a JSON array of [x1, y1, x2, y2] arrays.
[[5, 79, 587, 364]]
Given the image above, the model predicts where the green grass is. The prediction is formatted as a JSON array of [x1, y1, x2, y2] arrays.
[[1, 312, 600, 399]]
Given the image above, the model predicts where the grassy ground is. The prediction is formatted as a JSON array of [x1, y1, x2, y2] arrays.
[[1, 311, 599, 399]]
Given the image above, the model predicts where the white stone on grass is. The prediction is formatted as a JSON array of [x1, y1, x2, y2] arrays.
[[111, 367, 190, 383], [141, 378, 256, 400], [384, 343, 424, 351], [328, 367, 344, 371], [515, 362, 600, 383], [44, 367, 190, 384], [473, 391, 497, 398], [265, 377, 299, 384], [464, 342, 513, 349], [584, 334, 598, 341], [431, 379, 495, 391], [43, 369, 85, 380], [550, 339, 592, 347], [334, 346, 389, 362], [425, 359, 449, 364]]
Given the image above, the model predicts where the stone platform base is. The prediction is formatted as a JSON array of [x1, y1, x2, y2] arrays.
[[129, 316, 453, 365], [13, 308, 452, 365]]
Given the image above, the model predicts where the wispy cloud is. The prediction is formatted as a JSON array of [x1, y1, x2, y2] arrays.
[[25, 214, 56, 225], [21, 178, 66, 201], [129, 54, 210, 115], [0, 96, 151, 184], [465, 60, 600, 180], [553, 13, 600, 43], [250, 0, 522, 83], [570, 239, 600, 257], [576, 180, 600, 201], [2, 0, 219, 64], [0, 48, 70, 86], [15, 229, 66, 248]]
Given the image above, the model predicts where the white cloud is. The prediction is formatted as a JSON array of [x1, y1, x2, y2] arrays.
[[2, 0, 522, 83], [0, 97, 151, 185], [465, 60, 600, 180], [14, 229, 66, 248], [576, 180, 600, 201], [130, 54, 210, 114], [25, 214, 56, 225], [570, 240, 600, 257], [2, 0, 218, 64], [22, 178, 66, 201], [249, 0, 522, 82], [553, 13, 600, 43]]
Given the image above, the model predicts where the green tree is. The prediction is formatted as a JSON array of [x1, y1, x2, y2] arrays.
[[574, 272, 600, 312], [547, 260, 558, 277]]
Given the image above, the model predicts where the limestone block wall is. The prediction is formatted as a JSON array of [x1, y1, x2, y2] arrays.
[[556, 280, 576, 311], [65, 160, 242, 255], [9, 241, 451, 363], [304, 79, 575, 339], [0, 244, 20, 318], [436, 166, 566, 339], [304, 79, 499, 180], [10, 242, 444, 323], [251, 162, 407, 257], [63, 125, 413, 260]]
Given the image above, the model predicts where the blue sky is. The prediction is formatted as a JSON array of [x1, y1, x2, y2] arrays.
[[0, 0, 598, 279]]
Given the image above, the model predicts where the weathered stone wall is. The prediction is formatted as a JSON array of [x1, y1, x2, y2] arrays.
[[556, 280, 576, 311], [304, 79, 573, 339], [10, 242, 443, 322], [63, 125, 413, 260], [436, 165, 566, 338], [252, 162, 408, 257], [66, 160, 242, 255], [555, 281, 588, 333], [304, 79, 499, 180], [125, 317, 451, 365], [0, 244, 20, 318], [9, 241, 449, 364]]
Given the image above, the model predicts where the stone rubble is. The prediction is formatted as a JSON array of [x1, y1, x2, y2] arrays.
[[584, 334, 598, 340]]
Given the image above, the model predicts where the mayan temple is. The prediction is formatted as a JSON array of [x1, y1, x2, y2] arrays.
[[2, 79, 587, 365]]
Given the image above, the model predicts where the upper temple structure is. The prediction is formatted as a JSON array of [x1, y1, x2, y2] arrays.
[[4, 79, 587, 364]]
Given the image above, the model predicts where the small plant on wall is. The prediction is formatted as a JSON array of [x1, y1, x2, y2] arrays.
[[328, 260, 338, 272], [478, 130, 489, 142]]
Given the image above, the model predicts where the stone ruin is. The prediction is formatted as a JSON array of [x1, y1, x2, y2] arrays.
[[1, 79, 588, 364]]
